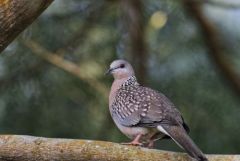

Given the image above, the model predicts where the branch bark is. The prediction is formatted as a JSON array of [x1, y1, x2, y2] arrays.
[[0, 135, 239, 161], [0, 0, 53, 53]]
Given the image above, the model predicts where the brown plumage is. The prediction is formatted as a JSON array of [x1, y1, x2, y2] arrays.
[[106, 59, 208, 161]]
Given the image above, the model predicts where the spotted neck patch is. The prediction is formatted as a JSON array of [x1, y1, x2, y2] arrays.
[[121, 76, 139, 87]]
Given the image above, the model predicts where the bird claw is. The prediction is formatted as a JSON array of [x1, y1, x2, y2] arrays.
[[121, 134, 143, 147], [121, 141, 143, 146]]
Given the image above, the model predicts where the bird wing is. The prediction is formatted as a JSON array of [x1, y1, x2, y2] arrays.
[[136, 87, 184, 127], [111, 86, 186, 128]]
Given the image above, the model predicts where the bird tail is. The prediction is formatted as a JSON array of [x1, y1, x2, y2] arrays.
[[157, 125, 208, 161]]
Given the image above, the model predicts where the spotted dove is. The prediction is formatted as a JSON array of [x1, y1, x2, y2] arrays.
[[106, 59, 208, 161]]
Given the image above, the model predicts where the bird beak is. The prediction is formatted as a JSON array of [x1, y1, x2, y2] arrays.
[[105, 68, 113, 75]]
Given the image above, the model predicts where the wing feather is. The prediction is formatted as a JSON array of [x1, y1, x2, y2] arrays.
[[110, 86, 186, 129]]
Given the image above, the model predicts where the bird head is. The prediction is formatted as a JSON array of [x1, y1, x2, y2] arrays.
[[105, 59, 135, 80]]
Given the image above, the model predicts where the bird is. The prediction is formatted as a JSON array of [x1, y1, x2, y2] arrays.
[[106, 59, 208, 161]]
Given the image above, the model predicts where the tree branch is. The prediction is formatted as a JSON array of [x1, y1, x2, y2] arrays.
[[0, 0, 53, 53], [183, 0, 240, 96], [21, 40, 108, 99], [0, 135, 239, 161]]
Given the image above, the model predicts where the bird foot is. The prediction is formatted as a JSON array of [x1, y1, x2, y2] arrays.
[[121, 141, 143, 146]]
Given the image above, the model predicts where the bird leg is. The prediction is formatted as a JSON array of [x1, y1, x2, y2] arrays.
[[121, 134, 143, 146], [145, 133, 162, 148], [146, 140, 155, 148]]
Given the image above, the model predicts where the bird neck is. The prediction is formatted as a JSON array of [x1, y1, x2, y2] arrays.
[[109, 76, 139, 106], [120, 76, 139, 87]]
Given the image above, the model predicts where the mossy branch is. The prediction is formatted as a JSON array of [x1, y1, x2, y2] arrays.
[[0, 135, 239, 161], [0, 0, 53, 53]]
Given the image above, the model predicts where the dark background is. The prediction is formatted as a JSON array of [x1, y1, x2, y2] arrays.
[[1, 0, 240, 154]]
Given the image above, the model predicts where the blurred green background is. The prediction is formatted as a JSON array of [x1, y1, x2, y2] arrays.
[[1, 0, 240, 154]]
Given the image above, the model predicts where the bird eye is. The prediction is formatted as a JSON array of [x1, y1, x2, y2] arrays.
[[120, 64, 125, 68]]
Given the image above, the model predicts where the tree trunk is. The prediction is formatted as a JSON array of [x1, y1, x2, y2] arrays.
[[0, 135, 239, 161], [0, 0, 53, 53]]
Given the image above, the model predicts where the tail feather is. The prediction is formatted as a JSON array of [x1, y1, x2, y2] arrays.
[[157, 125, 208, 161]]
